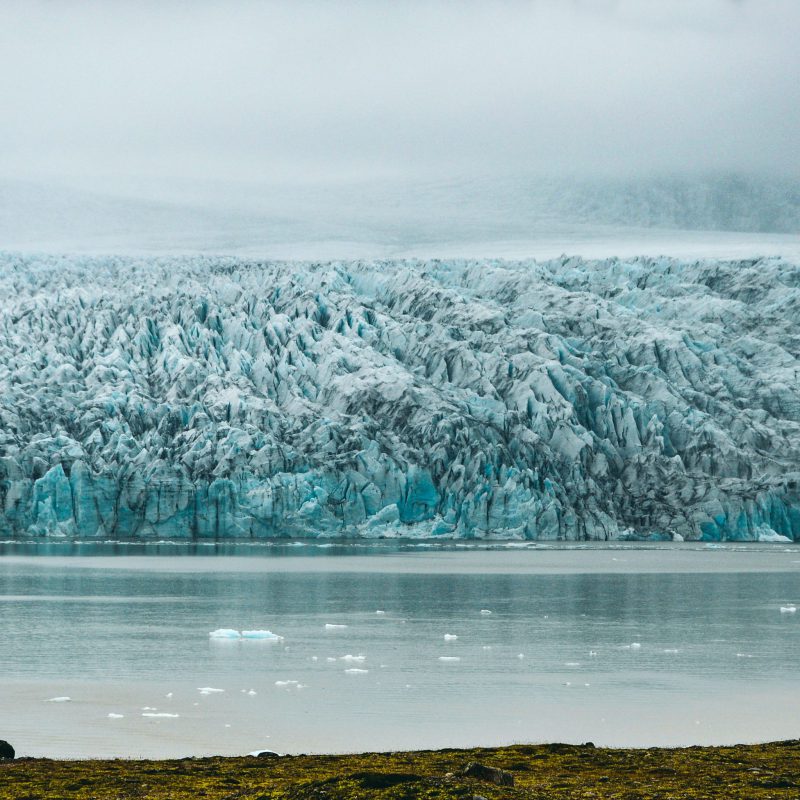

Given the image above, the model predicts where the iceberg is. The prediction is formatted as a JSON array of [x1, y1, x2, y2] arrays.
[[209, 629, 241, 639], [241, 630, 283, 640], [0, 253, 797, 542]]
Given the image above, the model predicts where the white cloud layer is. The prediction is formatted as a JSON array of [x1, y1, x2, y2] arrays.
[[1, 0, 798, 183]]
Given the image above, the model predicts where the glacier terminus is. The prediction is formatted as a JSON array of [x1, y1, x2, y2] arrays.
[[1, 252, 798, 542]]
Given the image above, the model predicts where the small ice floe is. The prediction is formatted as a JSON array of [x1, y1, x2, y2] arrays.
[[780, 605, 797, 613], [45, 696, 71, 703], [326, 657, 336, 663], [325, 623, 348, 630], [344, 668, 369, 674], [275, 680, 303, 688], [438, 656, 461, 662], [443, 634, 458, 641], [480, 609, 492, 616], [142, 706, 157, 711], [589, 651, 598, 657], [564, 681, 572, 686], [107, 713, 124, 719], [630, 642, 642, 649], [663, 648, 680, 654], [247, 690, 257, 696], [165, 692, 173, 698], [339, 654, 366, 663], [198, 687, 225, 695], [482, 645, 492, 650], [516, 653, 525, 659], [242, 630, 283, 640], [375, 610, 386, 616], [209, 629, 241, 639], [311, 656, 319, 661], [565, 662, 581, 667], [142, 712, 179, 718], [736, 653, 754, 658], [584, 683, 591, 687]]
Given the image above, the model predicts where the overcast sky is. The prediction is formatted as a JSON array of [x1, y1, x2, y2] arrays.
[[0, 0, 798, 186]]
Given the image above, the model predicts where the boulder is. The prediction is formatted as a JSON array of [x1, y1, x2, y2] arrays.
[[463, 761, 514, 786], [0, 740, 14, 760]]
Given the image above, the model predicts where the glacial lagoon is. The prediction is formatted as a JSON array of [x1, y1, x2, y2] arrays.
[[1, 542, 799, 759]]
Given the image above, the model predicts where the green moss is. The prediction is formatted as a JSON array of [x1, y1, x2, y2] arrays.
[[2, 740, 800, 799]]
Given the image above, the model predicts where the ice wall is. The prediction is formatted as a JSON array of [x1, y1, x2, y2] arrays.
[[0, 253, 798, 540]]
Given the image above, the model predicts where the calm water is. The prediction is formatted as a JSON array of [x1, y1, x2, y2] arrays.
[[0, 543, 799, 758]]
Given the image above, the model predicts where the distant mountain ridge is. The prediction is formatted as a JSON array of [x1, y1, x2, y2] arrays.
[[0, 174, 797, 256]]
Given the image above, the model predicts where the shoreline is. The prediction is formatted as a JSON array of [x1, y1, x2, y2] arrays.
[[3, 740, 799, 798]]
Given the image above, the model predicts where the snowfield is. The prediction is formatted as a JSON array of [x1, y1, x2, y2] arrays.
[[1, 253, 798, 541]]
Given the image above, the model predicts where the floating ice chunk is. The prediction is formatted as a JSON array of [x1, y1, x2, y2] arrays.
[[107, 713, 124, 719], [516, 653, 524, 659], [142, 712, 179, 718], [325, 624, 348, 630], [589, 650, 598, 657], [248, 690, 257, 696], [780, 605, 797, 613], [736, 653, 754, 658], [339, 654, 366, 663], [326, 657, 336, 663], [482, 645, 492, 650], [443, 634, 458, 641], [275, 680, 300, 687], [757, 530, 792, 543], [565, 662, 581, 666], [209, 629, 241, 639], [438, 656, 461, 662], [311, 656, 318, 662], [142, 706, 157, 711], [165, 692, 173, 698], [629, 642, 642, 649], [663, 648, 680, 654], [198, 687, 225, 695], [375, 610, 386, 615], [241, 630, 283, 640], [46, 696, 71, 703], [480, 609, 492, 615], [344, 668, 369, 674]]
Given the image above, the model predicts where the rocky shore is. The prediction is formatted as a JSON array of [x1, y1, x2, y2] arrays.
[[2, 740, 799, 798]]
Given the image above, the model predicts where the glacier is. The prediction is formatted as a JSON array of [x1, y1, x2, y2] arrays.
[[0, 251, 798, 541]]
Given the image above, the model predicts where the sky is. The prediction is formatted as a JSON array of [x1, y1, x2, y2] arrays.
[[0, 0, 798, 187]]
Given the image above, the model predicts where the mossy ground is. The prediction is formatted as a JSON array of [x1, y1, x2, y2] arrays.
[[2, 741, 800, 799]]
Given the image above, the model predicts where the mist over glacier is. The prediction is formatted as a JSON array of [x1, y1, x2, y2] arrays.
[[1, 253, 798, 541]]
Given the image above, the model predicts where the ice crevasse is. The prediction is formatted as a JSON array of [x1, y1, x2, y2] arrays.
[[0, 253, 798, 541]]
